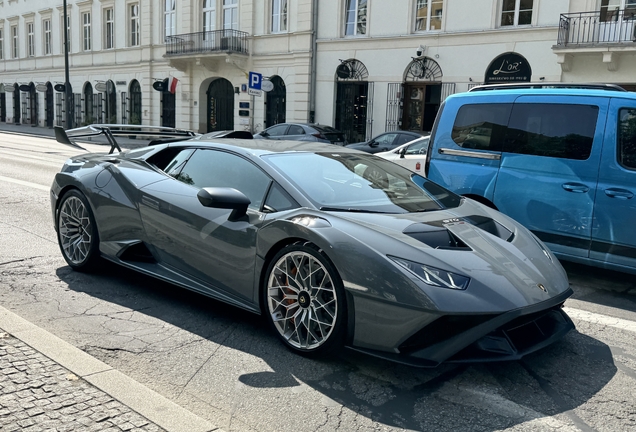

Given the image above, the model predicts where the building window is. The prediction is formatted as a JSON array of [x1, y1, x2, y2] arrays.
[[203, 0, 216, 32], [43, 19, 51, 55], [164, 0, 176, 40], [11, 25, 18, 59], [345, 0, 367, 36], [501, 0, 533, 26], [27, 22, 35, 57], [272, 0, 288, 33], [82, 12, 92, 51], [104, 8, 114, 49], [415, 0, 443, 31], [600, 0, 636, 21], [130, 3, 140, 46], [61, 15, 71, 53], [223, 0, 238, 30], [0, 29, 4, 60]]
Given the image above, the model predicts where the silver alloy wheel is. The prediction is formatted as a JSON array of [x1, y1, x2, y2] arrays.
[[58, 196, 93, 265], [267, 251, 338, 350]]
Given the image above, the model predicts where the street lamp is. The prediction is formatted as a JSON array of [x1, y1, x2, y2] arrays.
[[63, 0, 72, 129]]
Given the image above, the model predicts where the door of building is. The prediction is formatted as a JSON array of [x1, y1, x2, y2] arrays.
[[206, 78, 234, 132], [161, 78, 176, 128], [402, 83, 441, 133], [13, 87, 20, 125], [335, 82, 369, 144], [265, 76, 286, 128], [0, 91, 6, 122], [45, 83, 54, 127]]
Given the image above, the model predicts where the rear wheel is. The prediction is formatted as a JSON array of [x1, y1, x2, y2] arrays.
[[263, 243, 346, 356], [56, 189, 101, 271]]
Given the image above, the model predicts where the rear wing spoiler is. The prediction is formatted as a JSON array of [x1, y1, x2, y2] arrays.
[[53, 124, 198, 154]]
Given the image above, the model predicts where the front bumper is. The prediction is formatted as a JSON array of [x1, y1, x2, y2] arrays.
[[348, 288, 574, 368]]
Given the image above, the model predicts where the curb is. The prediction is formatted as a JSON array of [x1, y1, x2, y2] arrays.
[[0, 305, 221, 432]]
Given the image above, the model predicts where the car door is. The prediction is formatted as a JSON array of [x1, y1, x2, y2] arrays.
[[285, 124, 308, 141], [492, 96, 608, 258], [139, 148, 272, 304], [393, 137, 429, 174], [261, 124, 289, 139], [590, 99, 636, 269]]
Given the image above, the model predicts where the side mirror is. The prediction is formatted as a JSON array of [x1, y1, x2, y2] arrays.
[[197, 187, 251, 221], [259, 131, 270, 137], [400, 147, 407, 158], [368, 140, 378, 147]]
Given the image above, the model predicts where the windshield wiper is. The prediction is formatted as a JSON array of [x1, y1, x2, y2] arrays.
[[319, 206, 392, 214]]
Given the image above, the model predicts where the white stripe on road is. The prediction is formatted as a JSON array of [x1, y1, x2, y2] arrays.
[[564, 306, 636, 333], [0, 175, 50, 192]]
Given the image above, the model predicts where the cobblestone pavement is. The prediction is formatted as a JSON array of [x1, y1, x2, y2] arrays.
[[0, 330, 165, 432]]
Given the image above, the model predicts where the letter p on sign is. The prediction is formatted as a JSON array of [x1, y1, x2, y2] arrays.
[[249, 72, 262, 90]]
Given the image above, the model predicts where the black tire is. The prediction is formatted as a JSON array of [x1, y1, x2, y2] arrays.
[[56, 189, 101, 272], [262, 242, 346, 356]]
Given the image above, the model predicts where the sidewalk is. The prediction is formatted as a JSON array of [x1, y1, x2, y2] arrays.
[[0, 123, 150, 150], [0, 307, 218, 432]]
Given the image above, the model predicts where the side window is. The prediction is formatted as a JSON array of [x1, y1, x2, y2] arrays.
[[265, 124, 288, 136], [618, 108, 636, 169], [405, 138, 429, 155], [264, 183, 298, 212], [452, 104, 511, 151], [177, 150, 272, 210], [395, 133, 414, 146], [505, 104, 598, 160], [375, 133, 398, 145], [287, 125, 305, 135]]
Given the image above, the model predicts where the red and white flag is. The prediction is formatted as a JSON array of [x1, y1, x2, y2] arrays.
[[168, 77, 179, 94]]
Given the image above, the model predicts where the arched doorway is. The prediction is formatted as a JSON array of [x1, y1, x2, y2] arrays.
[[334, 59, 372, 143], [28, 82, 38, 126], [401, 57, 443, 133], [66, 83, 74, 128], [129, 80, 142, 125], [105, 80, 117, 124], [161, 78, 176, 128], [13, 84, 20, 125], [83, 82, 94, 125], [45, 83, 54, 127], [206, 78, 234, 132], [0, 84, 6, 123], [265, 76, 286, 128]]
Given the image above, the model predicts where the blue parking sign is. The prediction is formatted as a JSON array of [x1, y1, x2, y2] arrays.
[[249, 72, 262, 90]]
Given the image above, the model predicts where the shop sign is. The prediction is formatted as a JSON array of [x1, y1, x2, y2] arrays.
[[19, 84, 31, 92], [153, 81, 166, 92], [95, 82, 107, 92], [484, 52, 532, 84], [36, 84, 48, 92], [54, 84, 66, 92], [4, 85, 16, 92]]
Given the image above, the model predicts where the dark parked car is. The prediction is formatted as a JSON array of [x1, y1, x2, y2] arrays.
[[346, 131, 425, 154], [51, 127, 574, 366], [254, 123, 347, 145]]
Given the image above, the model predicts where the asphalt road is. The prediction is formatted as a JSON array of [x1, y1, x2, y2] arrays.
[[1, 131, 635, 431]]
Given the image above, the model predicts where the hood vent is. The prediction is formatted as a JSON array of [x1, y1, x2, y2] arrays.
[[403, 215, 513, 249]]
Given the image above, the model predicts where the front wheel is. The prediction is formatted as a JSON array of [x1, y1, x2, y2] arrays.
[[263, 243, 346, 356], [56, 189, 101, 272]]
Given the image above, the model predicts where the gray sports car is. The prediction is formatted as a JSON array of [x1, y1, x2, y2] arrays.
[[51, 127, 574, 367]]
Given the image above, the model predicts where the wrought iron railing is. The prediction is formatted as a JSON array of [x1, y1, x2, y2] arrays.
[[165, 30, 249, 55], [557, 9, 636, 46]]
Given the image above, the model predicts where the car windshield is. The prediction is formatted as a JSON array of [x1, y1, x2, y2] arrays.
[[264, 152, 461, 213]]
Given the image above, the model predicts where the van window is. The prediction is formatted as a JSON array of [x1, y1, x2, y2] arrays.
[[618, 108, 636, 169], [451, 104, 511, 151], [504, 104, 598, 160]]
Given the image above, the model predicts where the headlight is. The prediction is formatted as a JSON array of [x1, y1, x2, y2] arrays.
[[389, 256, 470, 290]]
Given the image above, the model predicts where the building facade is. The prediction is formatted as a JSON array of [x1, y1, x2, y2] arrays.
[[0, 1, 632, 138]]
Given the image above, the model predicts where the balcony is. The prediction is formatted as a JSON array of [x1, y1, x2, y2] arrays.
[[166, 29, 249, 56], [557, 10, 636, 47], [165, 30, 249, 71], [554, 10, 636, 72]]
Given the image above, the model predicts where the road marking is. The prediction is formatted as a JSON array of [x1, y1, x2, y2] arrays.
[[564, 306, 636, 333], [0, 175, 50, 192]]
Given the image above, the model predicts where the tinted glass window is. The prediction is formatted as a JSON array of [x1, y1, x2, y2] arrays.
[[264, 183, 298, 212], [452, 103, 511, 151], [395, 133, 415, 146], [165, 148, 195, 177], [312, 125, 339, 133], [375, 133, 397, 145], [264, 152, 461, 213], [618, 108, 636, 169], [265, 124, 288, 136], [405, 138, 429, 155], [287, 125, 305, 135], [177, 150, 271, 210], [504, 104, 598, 160]]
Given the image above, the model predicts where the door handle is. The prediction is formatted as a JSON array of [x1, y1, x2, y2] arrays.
[[562, 183, 589, 193], [605, 188, 634, 200]]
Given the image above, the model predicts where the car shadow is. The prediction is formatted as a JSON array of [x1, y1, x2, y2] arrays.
[[56, 261, 618, 431]]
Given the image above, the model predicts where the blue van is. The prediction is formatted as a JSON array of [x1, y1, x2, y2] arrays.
[[426, 84, 636, 274]]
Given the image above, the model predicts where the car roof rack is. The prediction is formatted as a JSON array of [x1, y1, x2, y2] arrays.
[[468, 83, 627, 92], [54, 124, 198, 154]]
